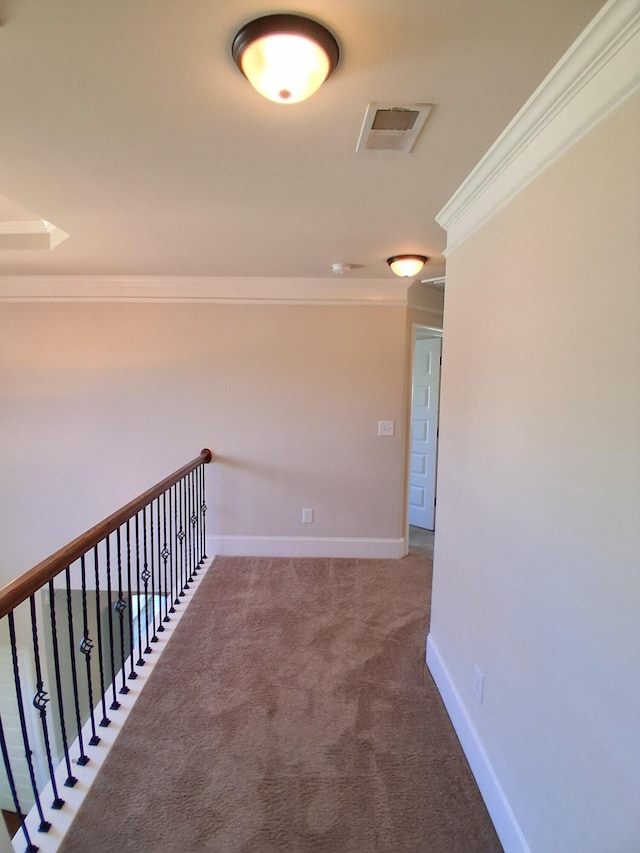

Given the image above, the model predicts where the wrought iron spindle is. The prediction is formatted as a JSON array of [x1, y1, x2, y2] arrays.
[[180, 475, 189, 591], [200, 461, 208, 564], [185, 470, 193, 583], [142, 505, 153, 653], [125, 520, 137, 682], [135, 512, 145, 667], [161, 491, 171, 621], [0, 711, 37, 852], [114, 528, 129, 696], [29, 595, 65, 810], [167, 488, 176, 612], [64, 567, 89, 765], [92, 545, 110, 728], [149, 502, 158, 644], [104, 537, 120, 711], [155, 498, 166, 633], [79, 555, 100, 746], [47, 579, 77, 787], [176, 479, 186, 597], [8, 612, 51, 832], [190, 469, 199, 577]]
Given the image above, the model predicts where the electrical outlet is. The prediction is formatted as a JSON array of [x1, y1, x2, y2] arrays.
[[302, 508, 313, 523], [473, 664, 485, 705]]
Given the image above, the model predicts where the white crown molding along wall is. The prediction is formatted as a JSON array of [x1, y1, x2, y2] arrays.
[[436, 0, 640, 257], [0, 276, 415, 306]]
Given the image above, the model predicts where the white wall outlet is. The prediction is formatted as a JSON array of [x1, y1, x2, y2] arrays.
[[302, 508, 313, 523], [378, 420, 395, 436], [473, 664, 485, 705]]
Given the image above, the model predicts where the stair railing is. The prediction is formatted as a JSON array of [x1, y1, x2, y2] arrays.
[[0, 449, 212, 852]]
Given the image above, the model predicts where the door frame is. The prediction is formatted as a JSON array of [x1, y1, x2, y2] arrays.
[[405, 323, 443, 550]]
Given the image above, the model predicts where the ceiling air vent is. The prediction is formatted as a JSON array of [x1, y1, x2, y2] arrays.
[[356, 102, 432, 154]]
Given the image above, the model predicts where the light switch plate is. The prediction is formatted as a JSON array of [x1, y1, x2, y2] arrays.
[[378, 420, 395, 436]]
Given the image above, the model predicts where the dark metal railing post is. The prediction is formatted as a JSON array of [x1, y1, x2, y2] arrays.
[[47, 580, 77, 787], [29, 594, 65, 810], [78, 555, 100, 747], [114, 528, 129, 697], [135, 512, 145, 668], [64, 567, 89, 766], [0, 712, 37, 852], [8, 612, 51, 833], [92, 545, 111, 729]]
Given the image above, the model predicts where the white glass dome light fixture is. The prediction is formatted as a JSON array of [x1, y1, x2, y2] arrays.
[[387, 255, 429, 278], [232, 14, 340, 104]]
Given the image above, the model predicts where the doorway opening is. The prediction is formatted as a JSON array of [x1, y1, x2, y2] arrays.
[[407, 325, 442, 554]]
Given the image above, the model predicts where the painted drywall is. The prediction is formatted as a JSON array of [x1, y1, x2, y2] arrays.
[[430, 93, 640, 851], [0, 300, 413, 583]]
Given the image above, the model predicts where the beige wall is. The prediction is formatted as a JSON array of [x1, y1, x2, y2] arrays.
[[431, 94, 640, 851], [0, 300, 423, 583]]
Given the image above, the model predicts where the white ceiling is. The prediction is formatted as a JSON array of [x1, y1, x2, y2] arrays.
[[0, 0, 605, 280]]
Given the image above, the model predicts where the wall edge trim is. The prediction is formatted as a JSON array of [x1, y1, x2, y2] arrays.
[[436, 0, 640, 255], [426, 633, 531, 853]]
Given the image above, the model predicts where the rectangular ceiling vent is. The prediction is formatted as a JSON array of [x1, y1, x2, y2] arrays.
[[356, 103, 432, 154]]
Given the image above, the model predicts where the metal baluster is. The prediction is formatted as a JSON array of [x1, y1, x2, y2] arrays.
[[8, 611, 51, 832], [149, 501, 158, 644], [0, 711, 38, 852], [179, 475, 188, 592], [104, 537, 120, 711], [156, 498, 166, 633], [47, 580, 77, 787], [93, 545, 110, 728], [125, 520, 137, 683], [200, 461, 208, 564], [64, 567, 89, 765], [168, 488, 177, 612], [190, 469, 198, 577], [135, 512, 145, 667], [79, 555, 100, 746], [114, 528, 129, 696], [29, 595, 65, 810], [161, 491, 172, 620], [185, 471, 192, 583], [172, 483, 182, 604], [142, 506, 153, 652]]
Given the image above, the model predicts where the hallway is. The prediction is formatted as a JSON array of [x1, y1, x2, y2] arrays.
[[59, 547, 501, 852]]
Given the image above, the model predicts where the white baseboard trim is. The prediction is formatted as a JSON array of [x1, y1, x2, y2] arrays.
[[426, 634, 531, 853], [206, 534, 406, 559]]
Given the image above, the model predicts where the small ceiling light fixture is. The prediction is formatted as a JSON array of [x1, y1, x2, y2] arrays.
[[386, 254, 429, 278], [232, 14, 339, 104]]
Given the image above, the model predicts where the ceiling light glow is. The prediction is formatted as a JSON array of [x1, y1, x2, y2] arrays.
[[232, 15, 339, 104], [386, 255, 429, 278]]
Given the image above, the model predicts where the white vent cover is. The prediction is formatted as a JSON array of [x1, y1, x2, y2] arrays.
[[356, 102, 432, 153]]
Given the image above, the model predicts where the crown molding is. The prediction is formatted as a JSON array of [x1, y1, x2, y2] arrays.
[[0, 276, 412, 305], [437, 0, 640, 255]]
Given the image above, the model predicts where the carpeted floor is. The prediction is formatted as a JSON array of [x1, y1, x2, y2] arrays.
[[60, 550, 502, 852]]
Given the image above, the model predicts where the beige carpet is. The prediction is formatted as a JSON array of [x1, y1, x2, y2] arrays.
[[60, 553, 502, 852]]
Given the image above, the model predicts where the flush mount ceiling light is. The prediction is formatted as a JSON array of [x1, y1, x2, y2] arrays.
[[387, 255, 429, 278], [232, 14, 339, 104]]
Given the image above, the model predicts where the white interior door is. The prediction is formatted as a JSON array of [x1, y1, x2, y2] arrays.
[[409, 335, 441, 530]]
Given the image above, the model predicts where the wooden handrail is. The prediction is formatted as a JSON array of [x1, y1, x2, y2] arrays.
[[0, 449, 213, 620]]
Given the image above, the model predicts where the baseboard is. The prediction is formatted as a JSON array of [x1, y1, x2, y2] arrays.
[[206, 534, 406, 559], [426, 634, 531, 853]]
